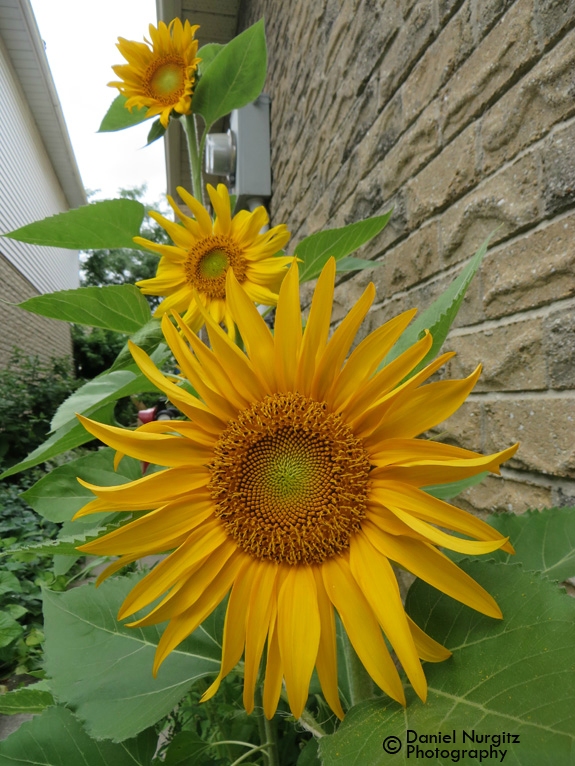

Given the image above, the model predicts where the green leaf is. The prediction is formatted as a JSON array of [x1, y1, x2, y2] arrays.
[[18, 284, 151, 332], [99, 94, 150, 132], [423, 471, 489, 500], [296, 212, 392, 284], [162, 732, 216, 765], [21, 448, 142, 523], [297, 738, 321, 765], [0, 612, 23, 648], [319, 561, 575, 765], [1, 530, 108, 558], [0, 402, 115, 480], [0, 572, 22, 596], [0, 682, 53, 715], [3, 199, 145, 250], [51, 370, 160, 432], [147, 118, 166, 145], [487, 507, 575, 582], [109, 318, 164, 371], [0, 706, 157, 766], [43, 574, 223, 741], [197, 42, 225, 76], [382, 234, 492, 372], [335, 256, 382, 274], [193, 20, 267, 128]]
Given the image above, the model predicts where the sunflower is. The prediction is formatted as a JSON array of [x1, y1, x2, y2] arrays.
[[109, 19, 201, 128], [75, 258, 517, 720], [134, 184, 291, 335]]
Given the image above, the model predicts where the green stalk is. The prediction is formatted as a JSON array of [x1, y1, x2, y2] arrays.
[[183, 114, 203, 202], [342, 632, 374, 707], [254, 686, 280, 766]]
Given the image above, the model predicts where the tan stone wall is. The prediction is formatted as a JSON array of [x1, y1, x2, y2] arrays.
[[0, 253, 72, 369], [237, 0, 575, 511]]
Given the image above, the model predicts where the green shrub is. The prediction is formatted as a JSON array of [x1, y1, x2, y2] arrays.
[[0, 351, 81, 470]]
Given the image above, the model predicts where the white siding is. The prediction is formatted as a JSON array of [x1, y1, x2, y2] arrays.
[[0, 32, 79, 294]]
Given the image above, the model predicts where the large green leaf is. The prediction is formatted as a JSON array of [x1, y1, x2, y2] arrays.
[[0, 706, 157, 765], [319, 561, 575, 765], [43, 574, 224, 741], [197, 42, 225, 76], [109, 318, 165, 371], [295, 212, 392, 284], [192, 20, 267, 128], [0, 682, 54, 715], [0, 402, 115, 480], [99, 94, 150, 132], [486, 507, 575, 582], [1, 529, 110, 558], [21, 448, 142, 523], [18, 284, 151, 332], [51, 370, 160, 432], [0, 612, 23, 648], [3, 199, 145, 250], [382, 235, 491, 372]]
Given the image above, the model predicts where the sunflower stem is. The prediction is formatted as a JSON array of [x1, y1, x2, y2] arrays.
[[183, 113, 204, 203], [254, 686, 280, 766], [343, 632, 375, 707]]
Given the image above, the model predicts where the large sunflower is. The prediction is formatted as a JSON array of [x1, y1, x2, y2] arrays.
[[109, 19, 201, 128], [135, 184, 291, 334], [75, 259, 517, 720]]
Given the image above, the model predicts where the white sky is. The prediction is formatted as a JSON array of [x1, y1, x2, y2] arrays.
[[30, 0, 167, 205]]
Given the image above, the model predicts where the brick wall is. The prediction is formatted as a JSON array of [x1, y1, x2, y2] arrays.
[[237, 0, 575, 512], [0, 253, 72, 368]]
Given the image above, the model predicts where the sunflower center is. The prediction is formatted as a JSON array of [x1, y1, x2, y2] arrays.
[[147, 59, 185, 101], [184, 235, 247, 299], [209, 392, 371, 565]]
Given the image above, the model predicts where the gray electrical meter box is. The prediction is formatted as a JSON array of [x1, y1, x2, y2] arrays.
[[230, 94, 271, 210]]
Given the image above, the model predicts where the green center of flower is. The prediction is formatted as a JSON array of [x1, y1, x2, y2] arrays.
[[184, 235, 247, 299], [199, 250, 229, 279], [209, 393, 371, 565], [147, 59, 185, 101]]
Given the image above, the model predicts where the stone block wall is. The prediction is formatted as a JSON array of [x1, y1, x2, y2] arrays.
[[237, 0, 575, 512], [0, 253, 73, 368]]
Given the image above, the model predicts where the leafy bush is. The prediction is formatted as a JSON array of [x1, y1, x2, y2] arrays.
[[0, 470, 63, 680], [0, 351, 81, 470]]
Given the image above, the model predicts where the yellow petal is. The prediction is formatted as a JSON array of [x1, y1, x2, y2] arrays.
[[311, 282, 375, 401], [131, 544, 241, 626], [77, 415, 212, 467], [208, 183, 232, 236], [225, 269, 276, 392], [117, 519, 227, 618], [128, 340, 226, 433], [76, 465, 209, 510], [329, 309, 417, 410], [321, 555, 406, 705], [365, 366, 482, 444], [202, 556, 257, 702], [278, 566, 320, 718], [78, 496, 214, 557], [273, 260, 302, 391], [153, 552, 244, 676], [243, 561, 279, 714], [177, 186, 214, 237], [407, 616, 452, 663], [295, 257, 336, 394], [364, 521, 503, 619], [350, 532, 427, 702], [370, 481, 514, 553], [263, 610, 283, 719], [312, 567, 345, 719]]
